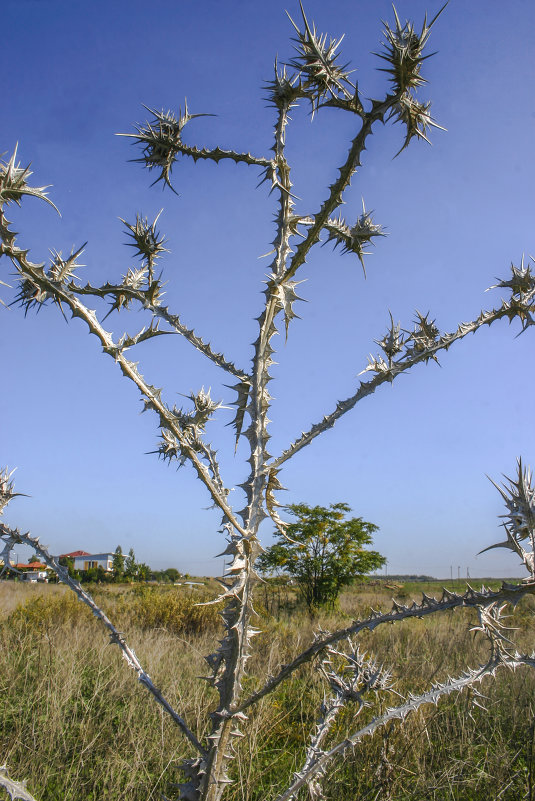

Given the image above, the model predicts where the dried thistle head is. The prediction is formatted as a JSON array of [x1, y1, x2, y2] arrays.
[[0, 467, 24, 515], [375, 312, 404, 361], [325, 203, 385, 273], [377, 5, 445, 94], [287, 2, 352, 110], [168, 388, 222, 445], [0, 146, 58, 212], [481, 459, 535, 579], [264, 60, 302, 110], [496, 460, 535, 543], [121, 211, 167, 266], [13, 276, 49, 314], [189, 387, 221, 430], [406, 310, 440, 356], [390, 92, 444, 155], [490, 256, 535, 298], [120, 102, 212, 191]]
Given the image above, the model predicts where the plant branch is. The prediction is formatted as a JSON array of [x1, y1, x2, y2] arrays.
[[270, 290, 535, 470], [0, 522, 207, 756], [118, 103, 272, 191], [0, 766, 38, 801], [2, 240, 248, 538], [70, 280, 251, 383], [232, 581, 535, 715], [273, 650, 535, 801], [274, 94, 397, 288]]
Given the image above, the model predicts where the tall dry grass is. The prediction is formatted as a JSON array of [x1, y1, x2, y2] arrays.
[[0, 580, 533, 800]]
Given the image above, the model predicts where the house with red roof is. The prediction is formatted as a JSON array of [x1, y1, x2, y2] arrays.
[[15, 561, 51, 582], [59, 551, 114, 572]]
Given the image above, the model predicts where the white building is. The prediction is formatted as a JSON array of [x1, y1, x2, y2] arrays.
[[60, 551, 114, 572]]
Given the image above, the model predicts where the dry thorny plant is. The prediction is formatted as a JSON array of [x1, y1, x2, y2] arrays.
[[1, 5, 535, 800]]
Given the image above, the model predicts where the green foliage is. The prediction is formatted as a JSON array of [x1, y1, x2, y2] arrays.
[[153, 567, 181, 583], [58, 556, 75, 577], [112, 545, 125, 578], [257, 503, 385, 609], [116, 586, 223, 635], [124, 547, 137, 581], [10, 592, 93, 632]]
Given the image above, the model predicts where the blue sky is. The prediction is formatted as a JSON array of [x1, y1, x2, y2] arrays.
[[2, 0, 534, 577]]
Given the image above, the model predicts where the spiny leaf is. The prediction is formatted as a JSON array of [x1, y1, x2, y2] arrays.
[[481, 459, 535, 578], [0, 146, 59, 213], [273, 279, 305, 338], [226, 381, 252, 449]]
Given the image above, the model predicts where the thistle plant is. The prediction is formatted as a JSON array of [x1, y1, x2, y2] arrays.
[[1, 5, 535, 800]]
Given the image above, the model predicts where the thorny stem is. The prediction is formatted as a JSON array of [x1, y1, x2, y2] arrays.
[[274, 94, 398, 288], [274, 652, 535, 801], [69, 281, 250, 383], [0, 522, 206, 756], [118, 134, 273, 173], [201, 101, 295, 801], [232, 581, 535, 716], [269, 298, 534, 470], [0, 765, 38, 801], [2, 7, 534, 801], [1, 236, 246, 540]]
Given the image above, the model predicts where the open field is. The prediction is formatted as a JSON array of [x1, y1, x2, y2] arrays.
[[1, 579, 534, 800]]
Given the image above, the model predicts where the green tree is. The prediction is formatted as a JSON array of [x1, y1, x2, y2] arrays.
[[124, 547, 137, 581], [112, 545, 125, 580], [258, 503, 385, 610], [137, 562, 151, 582], [58, 556, 75, 578]]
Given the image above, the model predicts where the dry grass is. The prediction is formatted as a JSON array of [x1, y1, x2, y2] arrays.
[[0, 580, 533, 800]]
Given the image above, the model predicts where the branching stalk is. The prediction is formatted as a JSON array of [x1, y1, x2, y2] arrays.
[[1, 6, 533, 801], [0, 522, 206, 756]]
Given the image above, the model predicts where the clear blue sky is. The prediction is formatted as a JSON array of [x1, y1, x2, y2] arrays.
[[2, 0, 534, 577]]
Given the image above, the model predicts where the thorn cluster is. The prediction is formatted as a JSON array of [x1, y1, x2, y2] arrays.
[[287, 3, 353, 112], [324, 204, 385, 272], [0, 468, 17, 515], [121, 211, 167, 281], [481, 460, 535, 578], [123, 103, 211, 191], [377, 6, 443, 94], [0, 146, 58, 211]]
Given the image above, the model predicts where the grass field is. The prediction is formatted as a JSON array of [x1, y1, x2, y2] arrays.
[[0, 578, 533, 800]]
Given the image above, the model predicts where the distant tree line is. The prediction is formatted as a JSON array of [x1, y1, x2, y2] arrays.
[[380, 574, 437, 582]]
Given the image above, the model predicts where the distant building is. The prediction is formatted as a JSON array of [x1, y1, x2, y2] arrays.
[[14, 561, 51, 582], [60, 551, 114, 572]]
